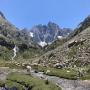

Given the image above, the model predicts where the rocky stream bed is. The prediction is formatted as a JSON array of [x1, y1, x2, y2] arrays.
[[0, 68, 90, 90]]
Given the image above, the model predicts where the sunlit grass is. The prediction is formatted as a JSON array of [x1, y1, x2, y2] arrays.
[[6, 72, 61, 90], [32, 65, 77, 80]]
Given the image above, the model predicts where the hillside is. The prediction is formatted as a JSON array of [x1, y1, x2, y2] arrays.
[[37, 16, 90, 68], [0, 11, 43, 60], [0, 11, 71, 61]]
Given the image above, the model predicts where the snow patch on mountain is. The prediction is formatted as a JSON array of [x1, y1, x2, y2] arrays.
[[30, 32, 34, 37], [38, 41, 47, 47], [57, 36, 63, 39], [67, 33, 70, 35]]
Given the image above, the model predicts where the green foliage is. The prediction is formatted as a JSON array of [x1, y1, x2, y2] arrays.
[[79, 65, 90, 80], [32, 66, 77, 80], [0, 35, 7, 41], [80, 72, 90, 80], [67, 47, 77, 59], [0, 61, 22, 69], [0, 46, 12, 60], [6, 72, 61, 90], [21, 48, 44, 59], [0, 81, 5, 87], [34, 65, 90, 80], [45, 79, 49, 85]]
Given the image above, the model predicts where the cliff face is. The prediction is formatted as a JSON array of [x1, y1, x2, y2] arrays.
[[29, 22, 72, 47]]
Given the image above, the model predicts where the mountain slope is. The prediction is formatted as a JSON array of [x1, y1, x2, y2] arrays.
[[0, 11, 71, 60], [37, 16, 90, 67], [0, 11, 44, 60], [68, 15, 90, 39]]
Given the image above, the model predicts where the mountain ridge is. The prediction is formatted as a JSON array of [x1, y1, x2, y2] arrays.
[[30, 22, 72, 47]]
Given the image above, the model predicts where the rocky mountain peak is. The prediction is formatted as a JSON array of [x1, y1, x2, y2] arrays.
[[30, 22, 72, 47], [48, 21, 61, 30]]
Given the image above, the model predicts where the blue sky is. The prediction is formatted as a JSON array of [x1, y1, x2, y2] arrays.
[[0, 0, 90, 29]]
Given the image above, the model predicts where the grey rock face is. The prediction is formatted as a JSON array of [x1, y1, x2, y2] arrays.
[[30, 22, 72, 47]]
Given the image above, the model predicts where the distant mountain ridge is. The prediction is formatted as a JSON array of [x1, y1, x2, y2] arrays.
[[29, 22, 72, 47]]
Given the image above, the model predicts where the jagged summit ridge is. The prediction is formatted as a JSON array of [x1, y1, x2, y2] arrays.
[[30, 22, 72, 47]]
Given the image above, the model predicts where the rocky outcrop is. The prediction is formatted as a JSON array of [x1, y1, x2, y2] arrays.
[[30, 22, 72, 47]]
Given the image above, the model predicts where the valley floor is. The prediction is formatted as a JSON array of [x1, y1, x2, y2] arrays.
[[0, 67, 90, 90], [31, 71, 90, 90]]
